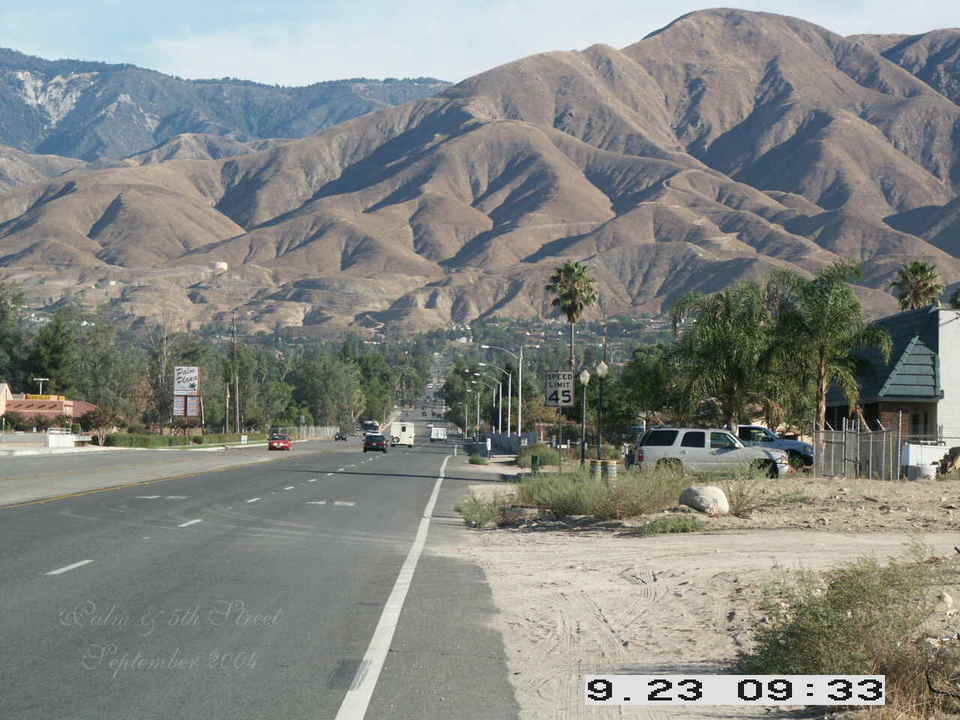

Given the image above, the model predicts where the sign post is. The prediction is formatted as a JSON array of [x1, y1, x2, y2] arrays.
[[545, 371, 575, 408]]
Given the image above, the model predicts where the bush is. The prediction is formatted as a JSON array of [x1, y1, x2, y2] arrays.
[[516, 467, 691, 520], [1, 411, 30, 431], [468, 455, 490, 465], [737, 546, 959, 718], [715, 466, 768, 518], [635, 515, 705, 536], [455, 494, 511, 527], [517, 444, 561, 468]]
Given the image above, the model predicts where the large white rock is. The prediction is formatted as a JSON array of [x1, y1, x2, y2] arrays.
[[679, 486, 730, 516]]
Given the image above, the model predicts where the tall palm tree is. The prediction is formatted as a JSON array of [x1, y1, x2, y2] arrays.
[[546, 261, 598, 369], [890, 260, 944, 310], [771, 263, 891, 431], [669, 283, 773, 430]]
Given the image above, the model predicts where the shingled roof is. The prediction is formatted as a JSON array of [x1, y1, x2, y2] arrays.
[[828, 306, 942, 405]]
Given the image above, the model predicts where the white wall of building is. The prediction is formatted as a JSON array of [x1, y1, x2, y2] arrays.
[[938, 309, 960, 439]]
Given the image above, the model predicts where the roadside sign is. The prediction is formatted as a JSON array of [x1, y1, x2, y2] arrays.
[[174, 366, 199, 395], [545, 371, 575, 407]]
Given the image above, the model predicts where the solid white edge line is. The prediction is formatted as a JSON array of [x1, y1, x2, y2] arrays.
[[178, 519, 202, 528], [46, 559, 93, 576], [246, 498, 261, 504], [333, 455, 449, 720]]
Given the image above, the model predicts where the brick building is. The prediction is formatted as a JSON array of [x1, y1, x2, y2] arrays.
[[826, 306, 960, 439], [0, 384, 97, 424]]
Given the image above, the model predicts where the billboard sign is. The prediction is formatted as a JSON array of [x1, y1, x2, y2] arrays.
[[174, 366, 200, 395]]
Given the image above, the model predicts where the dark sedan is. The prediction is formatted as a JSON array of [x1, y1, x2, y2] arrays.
[[363, 434, 388, 453]]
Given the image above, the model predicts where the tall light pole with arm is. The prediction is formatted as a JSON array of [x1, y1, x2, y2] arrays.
[[479, 363, 511, 435], [481, 342, 538, 437]]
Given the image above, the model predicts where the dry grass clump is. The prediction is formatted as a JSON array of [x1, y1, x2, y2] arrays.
[[737, 545, 960, 719]]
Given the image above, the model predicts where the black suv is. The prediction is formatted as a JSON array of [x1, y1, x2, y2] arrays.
[[363, 434, 388, 453]]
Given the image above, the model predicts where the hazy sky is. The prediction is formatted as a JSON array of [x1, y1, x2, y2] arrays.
[[1, 0, 957, 85]]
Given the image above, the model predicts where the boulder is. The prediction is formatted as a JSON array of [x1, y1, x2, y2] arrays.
[[679, 486, 730, 516]]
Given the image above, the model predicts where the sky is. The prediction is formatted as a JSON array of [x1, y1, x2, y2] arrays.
[[1, 0, 957, 86]]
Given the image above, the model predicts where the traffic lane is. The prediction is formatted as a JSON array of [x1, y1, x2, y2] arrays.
[[0, 449, 449, 720], [0, 439, 351, 506], [0, 444, 418, 584]]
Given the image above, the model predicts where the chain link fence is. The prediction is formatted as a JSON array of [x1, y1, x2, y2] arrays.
[[814, 418, 960, 480]]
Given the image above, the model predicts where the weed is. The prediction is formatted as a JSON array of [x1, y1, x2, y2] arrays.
[[737, 545, 959, 719], [468, 455, 490, 465], [634, 515, 705, 536], [455, 493, 512, 527]]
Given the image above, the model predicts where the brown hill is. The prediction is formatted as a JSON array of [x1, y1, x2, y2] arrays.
[[2, 8, 960, 332]]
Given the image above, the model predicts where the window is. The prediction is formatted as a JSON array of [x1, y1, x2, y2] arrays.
[[641, 430, 679, 446], [680, 431, 705, 448], [710, 432, 737, 449]]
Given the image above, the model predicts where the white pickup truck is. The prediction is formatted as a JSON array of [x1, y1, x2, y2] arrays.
[[736, 425, 813, 467]]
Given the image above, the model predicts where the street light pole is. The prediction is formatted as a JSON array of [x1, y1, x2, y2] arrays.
[[579, 368, 591, 468], [498, 382, 502, 434], [595, 360, 609, 460]]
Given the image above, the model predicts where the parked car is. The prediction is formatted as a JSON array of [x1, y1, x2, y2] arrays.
[[635, 427, 791, 477], [736, 425, 813, 467], [363, 434, 388, 453], [268, 433, 292, 451]]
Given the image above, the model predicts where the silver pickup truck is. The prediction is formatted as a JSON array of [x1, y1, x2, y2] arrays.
[[636, 427, 792, 477], [736, 425, 813, 467]]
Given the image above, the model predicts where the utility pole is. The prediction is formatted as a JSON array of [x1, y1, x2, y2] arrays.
[[232, 311, 240, 434]]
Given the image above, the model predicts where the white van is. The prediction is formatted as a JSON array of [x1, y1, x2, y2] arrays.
[[430, 426, 447, 442], [389, 421, 415, 447]]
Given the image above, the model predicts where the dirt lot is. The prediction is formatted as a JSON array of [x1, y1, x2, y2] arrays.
[[434, 471, 960, 719]]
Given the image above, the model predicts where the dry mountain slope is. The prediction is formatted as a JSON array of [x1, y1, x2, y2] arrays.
[[1, 8, 959, 331]]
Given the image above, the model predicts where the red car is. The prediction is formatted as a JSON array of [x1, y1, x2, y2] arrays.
[[268, 433, 292, 451]]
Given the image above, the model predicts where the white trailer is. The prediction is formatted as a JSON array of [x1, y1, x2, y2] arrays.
[[389, 421, 415, 447]]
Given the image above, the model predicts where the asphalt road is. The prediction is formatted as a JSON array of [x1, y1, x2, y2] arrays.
[[0, 422, 518, 719]]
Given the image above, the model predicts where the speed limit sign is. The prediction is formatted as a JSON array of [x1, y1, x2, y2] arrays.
[[545, 371, 575, 407]]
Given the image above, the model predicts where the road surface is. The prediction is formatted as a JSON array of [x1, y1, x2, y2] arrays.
[[0, 420, 517, 719]]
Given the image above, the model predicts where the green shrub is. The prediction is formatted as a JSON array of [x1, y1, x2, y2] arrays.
[[634, 515, 705, 536], [455, 494, 511, 527], [515, 467, 690, 520], [468, 455, 490, 465], [517, 444, 561, 468], [737, 546, 958, 718]]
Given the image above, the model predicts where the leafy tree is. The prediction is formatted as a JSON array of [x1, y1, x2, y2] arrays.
[[950, 287, 960, 309], [669, 283, 774, 430], [28, 306, 81, 395], [889, 260, 944, 310], [0, 282, 27, 388], [770, 263, 892, 431], [546, 261, 598, 369]]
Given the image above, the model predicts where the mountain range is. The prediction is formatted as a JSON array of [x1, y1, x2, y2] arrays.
[[0, 9, 959, 333]]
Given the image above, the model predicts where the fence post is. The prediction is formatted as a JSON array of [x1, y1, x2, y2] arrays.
[[897, 411, 903, 480]]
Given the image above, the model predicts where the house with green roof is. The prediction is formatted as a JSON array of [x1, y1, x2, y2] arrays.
[[826, 306, 960, 439]]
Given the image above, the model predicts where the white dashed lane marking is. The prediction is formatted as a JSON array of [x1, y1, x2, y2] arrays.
[[165, 495, 188, 500], [333, 501, 356, 507], [136, 495, 161, 499], [246, 498, 261, 504], [178, 519, 203, 528], [284, 486, 295, 491], [305, 501, 327, 505], [46, 559, 93, 576]]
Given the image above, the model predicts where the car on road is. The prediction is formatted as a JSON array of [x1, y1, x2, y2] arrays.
[[268, 433, 292, 451], [363, 434, 388, 453], [635, 427, 790, 477]]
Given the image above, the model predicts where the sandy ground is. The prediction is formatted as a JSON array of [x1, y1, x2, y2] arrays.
[[434, 470, 960, 719]]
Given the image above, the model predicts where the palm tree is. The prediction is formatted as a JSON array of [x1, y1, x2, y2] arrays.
[[771, 263, 891, 432], [890, 260, 944, 310], [546, 261, 598, 369], [669, 283, 774, 430]]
